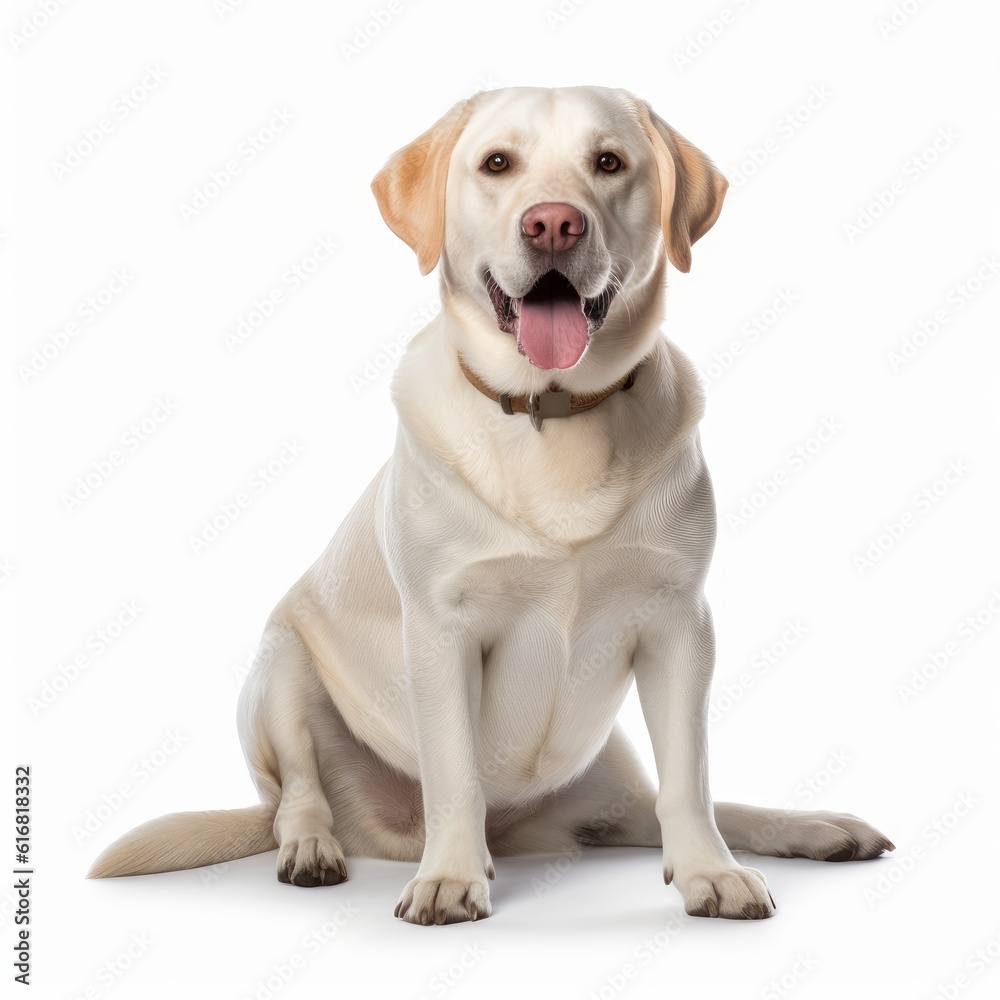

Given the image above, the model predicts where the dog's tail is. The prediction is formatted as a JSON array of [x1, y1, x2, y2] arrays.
[[87, 803, 278, 879]]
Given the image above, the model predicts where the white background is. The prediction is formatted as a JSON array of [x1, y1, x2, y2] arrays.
[[4, 0, 1000, 998]]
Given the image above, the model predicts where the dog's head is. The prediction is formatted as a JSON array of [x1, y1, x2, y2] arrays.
[[372, 86, 727, 384]]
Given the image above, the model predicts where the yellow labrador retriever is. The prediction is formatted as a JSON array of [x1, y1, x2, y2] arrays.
[[90, 86, 892, 923]]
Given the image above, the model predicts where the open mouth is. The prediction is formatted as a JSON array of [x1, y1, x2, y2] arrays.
[[485, 269, 616, 370]]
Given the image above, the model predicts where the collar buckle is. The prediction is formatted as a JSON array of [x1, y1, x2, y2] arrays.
[[527, 388, 572, 431], [458, 354, 640, 431]]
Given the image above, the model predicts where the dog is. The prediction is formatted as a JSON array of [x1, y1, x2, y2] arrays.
[[90, 86, 893, 923]]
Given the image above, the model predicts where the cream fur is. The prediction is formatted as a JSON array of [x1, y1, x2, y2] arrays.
[[89, 87, 892, 924]]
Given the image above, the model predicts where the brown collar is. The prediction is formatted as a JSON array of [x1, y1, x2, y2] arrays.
[[458, 355, 639, 431]]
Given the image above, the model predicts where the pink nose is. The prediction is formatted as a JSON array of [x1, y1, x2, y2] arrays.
[[521, 202, 586, 252]]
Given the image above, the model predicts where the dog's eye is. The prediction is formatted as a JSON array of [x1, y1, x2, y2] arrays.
[[484, 152, 510, 173], [597, 152, 622, 173]]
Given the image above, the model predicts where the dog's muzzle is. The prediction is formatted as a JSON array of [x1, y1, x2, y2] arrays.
[[485, 269, 617, 371]]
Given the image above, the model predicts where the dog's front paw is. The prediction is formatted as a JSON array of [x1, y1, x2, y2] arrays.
[[276, 833, 347, 887], [394, 875, 492, 925], [669, 861, 775, 920]]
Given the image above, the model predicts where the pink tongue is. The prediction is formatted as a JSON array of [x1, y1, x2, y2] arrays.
[[517, 296, 590, 370]]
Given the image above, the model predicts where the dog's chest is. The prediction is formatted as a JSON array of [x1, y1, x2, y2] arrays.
[[443, 542, 667, 796], [453, 414, 643, 546]]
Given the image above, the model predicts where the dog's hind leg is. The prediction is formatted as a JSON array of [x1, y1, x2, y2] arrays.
[[491, 724, 661, 854], [239, 624, 348, 886], [713, 803, 894, 862]]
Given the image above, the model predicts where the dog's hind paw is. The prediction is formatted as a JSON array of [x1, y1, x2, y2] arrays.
[[751, 810, 895, 862], [276, 833, 347, 887]]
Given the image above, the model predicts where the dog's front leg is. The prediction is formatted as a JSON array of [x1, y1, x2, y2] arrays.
[[394, 614, 493, 925], [633, 592, 775, 919]]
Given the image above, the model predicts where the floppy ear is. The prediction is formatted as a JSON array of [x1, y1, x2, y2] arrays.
[[370, 99, 475, 276], [636, 101, 728, 273]]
